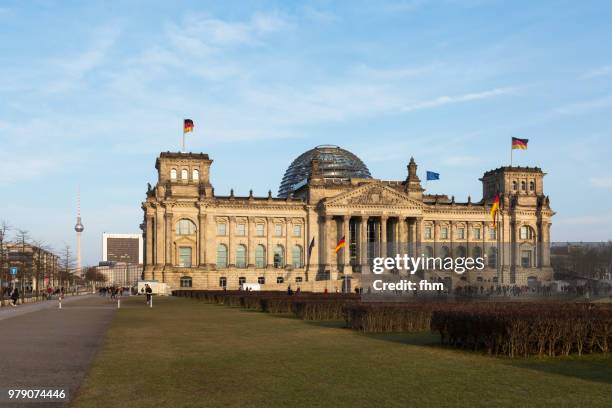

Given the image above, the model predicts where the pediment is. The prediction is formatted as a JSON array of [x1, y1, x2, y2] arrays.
[[324, 183, 423, 209]]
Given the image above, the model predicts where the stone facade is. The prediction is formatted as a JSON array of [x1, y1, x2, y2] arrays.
[[142, 149, 554, 292]]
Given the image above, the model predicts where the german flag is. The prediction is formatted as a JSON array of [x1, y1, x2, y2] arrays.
[[184, 119, 194, 133], [335, 236, 346, 253], [512, 137, 528, 150], [490, 193, 500, 227]]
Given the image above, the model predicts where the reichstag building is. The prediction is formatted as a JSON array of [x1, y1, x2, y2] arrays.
[[141, 145, 554, 291]]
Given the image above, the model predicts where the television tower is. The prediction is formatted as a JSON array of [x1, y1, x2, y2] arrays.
[[74, 187, 84, 276]]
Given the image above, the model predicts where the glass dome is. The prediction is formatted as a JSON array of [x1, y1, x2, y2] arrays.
[[278, 145, 372, 197]]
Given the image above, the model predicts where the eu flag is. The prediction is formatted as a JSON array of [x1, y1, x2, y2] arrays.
[[426, 171, 440, 181]]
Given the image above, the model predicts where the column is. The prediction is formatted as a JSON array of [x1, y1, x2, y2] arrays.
[[415, 217, 423, 256], [164, 210, 173, 266], [155, 210, 165, 266], [285, 218, 291, 269], [399, 217, 407, 255], [145, 215, 154, 265], [360, 215, 369, 267], [380, 215, 388, 258], [205, 213, 215, 268], [325, 215, 334, 270], [343, 215, 351, 270], [247, 217, 255, 267], [267, 217, 274, 268], [198, 211, 206, 267]]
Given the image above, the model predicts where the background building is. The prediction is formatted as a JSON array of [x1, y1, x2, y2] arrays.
[[142, 146, 554, 292], [102, 233, 143, 264], [1, 242, 60, 293]]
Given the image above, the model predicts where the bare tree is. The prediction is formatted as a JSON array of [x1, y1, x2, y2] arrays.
[[15, 229, 30, 302], [31, 240, 51, 300], [59, 244, 75, 290], [0, 221, 10, 304]]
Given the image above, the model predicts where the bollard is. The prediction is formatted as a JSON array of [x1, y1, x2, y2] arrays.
[[150, 295, 153, 308], [117, 298, 121, 309], [58, 297, 62, 309]]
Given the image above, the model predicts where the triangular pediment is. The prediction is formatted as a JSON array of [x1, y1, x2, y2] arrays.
[[323, 182, 423, 209]]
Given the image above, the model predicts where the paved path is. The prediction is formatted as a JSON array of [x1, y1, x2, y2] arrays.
[[0, 295, 117, 407], [0, 294, 91, 321]]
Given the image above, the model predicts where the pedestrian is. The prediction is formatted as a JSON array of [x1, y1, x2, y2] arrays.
[[145, 284, 152, 305], [10, 287, 19, 307]]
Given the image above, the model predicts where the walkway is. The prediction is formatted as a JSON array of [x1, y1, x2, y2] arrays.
[[0, 295, 117, 407]]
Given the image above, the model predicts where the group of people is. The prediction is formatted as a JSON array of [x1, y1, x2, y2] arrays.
[[98, 286, 129, 299], [4, 286, 65, 307]]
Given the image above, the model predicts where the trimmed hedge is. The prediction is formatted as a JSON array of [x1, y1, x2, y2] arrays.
[[173, 290, 612, 357]]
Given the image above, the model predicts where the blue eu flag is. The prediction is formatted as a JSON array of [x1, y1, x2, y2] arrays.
[[426, 171, 440, 181]]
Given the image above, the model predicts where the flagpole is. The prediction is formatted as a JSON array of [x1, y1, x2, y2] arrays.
[[510, 138, 513, 167], [182, 130, 186, 153]]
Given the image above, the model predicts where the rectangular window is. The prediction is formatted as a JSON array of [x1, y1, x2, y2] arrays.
[[473, 228, 481, 240], [424, 227, 432, 240], [457, 228, 465, 240], [521, 250, 532, 268], [236, 223, 246, 236], [179, 247, 192, 267], [256, 224, 265, 236], [257, 276, 265, 284], [293, 224, 302, 237], [489, 229, 496, 240], [440, 227, 448, 240], [217, 223, 227, 236], [219, 277, 227, 288], [238, 277, 246, 285], [274, 224, 283, 237]]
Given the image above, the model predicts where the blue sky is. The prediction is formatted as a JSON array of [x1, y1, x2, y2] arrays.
[[1, 0, 611, 264]]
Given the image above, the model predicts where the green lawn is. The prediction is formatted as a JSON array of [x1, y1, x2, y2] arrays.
[[73, 296, 612, 408]]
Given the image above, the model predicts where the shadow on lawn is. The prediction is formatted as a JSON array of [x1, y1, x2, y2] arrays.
[[507, 355, 612, 385]]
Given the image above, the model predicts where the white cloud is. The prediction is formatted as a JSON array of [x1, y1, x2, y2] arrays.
[[43, 24, 121, 94], [582, 65, 612, 79], [556, 214, 612, 226], [302, 6, 337, 24], [590, 176, 612, 188], [553, 95, 612, 116], [401, 87, 513, 112], [0, 157, 63, 185]]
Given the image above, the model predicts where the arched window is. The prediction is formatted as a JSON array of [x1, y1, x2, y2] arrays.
[[180, 276, 192, 288], [176, 219, 196, 235], [521, 181, 526, 191], [255, 245, 266, 268], [292, 245, 303, 268], [512, 180, 518, 190], [273, 245, 284, 268], [487, 247, 497, 268], [472, 246, 482, 258], [216, 244, 228, 269], [441, 246, 450, 259], [181, 169, 188, 180], [529, 180, 535, 191], [236, 245, 247, 268], [170, 169, 177, 180], [193, 169, 199, 181], [521, 247, 534, 268], [455, 246, 466, 258], [520, 225, 535, 240], [178, 247, 192, 267]]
